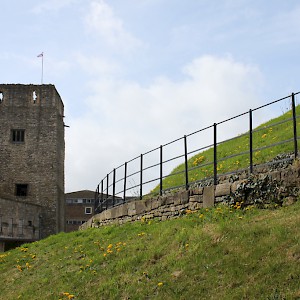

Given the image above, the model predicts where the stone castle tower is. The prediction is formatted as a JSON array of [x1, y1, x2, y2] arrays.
[[0, 84, 65, 238]]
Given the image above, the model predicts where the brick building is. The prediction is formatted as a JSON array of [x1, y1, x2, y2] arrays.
[[65, 190, 124, 232], [0, 84, 65, 250], [65, 190, 96, 232]]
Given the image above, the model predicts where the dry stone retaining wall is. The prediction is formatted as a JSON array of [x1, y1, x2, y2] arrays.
[[80, 162, 300, 230]]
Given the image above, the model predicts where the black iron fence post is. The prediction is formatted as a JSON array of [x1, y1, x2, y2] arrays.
[[106, 174, 109, 210], [213, 123, 217, 185], [140, 154, 143, 200], [292, 93, 298, 159], [249, 109, 253, 173], [160, 145, 163, 196], [123, 162, 127, 204], [184, 135, 189, 190], [112, 168, 116, 207], [101, 180, 104, 211]]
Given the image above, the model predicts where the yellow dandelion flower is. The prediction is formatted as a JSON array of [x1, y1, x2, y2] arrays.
[[158, 282, 164, 287]]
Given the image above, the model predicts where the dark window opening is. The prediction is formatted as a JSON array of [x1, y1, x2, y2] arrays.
[[12, 129, 25, 143], [28, 221, 32, 227], [16, 184, 28, 197], [85, 207, 92, 214]]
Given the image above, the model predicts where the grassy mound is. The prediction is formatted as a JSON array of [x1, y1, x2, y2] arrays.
[[1, 202, 300, 299]]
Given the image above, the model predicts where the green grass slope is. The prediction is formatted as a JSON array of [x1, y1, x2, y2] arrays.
[[1, 203, 300, 299], [152, 106, 300, 194]]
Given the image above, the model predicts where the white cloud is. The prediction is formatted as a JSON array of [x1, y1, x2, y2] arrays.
[[84, 0, 143, 51], [65, 55, 264, 193]]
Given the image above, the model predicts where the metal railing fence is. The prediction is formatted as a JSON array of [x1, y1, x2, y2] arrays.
[[94, 92, 300, 213]]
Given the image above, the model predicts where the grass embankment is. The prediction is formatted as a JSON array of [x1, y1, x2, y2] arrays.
[[1, 203, 300, 299], [152, 106, 300, 193]]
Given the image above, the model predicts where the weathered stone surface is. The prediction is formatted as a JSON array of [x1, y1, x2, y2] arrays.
[[181, 190, 190, 204], [143, 214, 154, 219], [127, 202, 136, 216], [215, 183, 231, 197], [203, 186, 215, 208], [192, 187, 204, 195], [165, 195, 175, 205], [189, 194, 203, 203], [281, 167, 299, 186], [0, 84, 65, 239], [110, 205, 128, 218], [135, 200, 148, 214], [151, 198, 160, 209], [231, 180, 246, 193], [144, 199, 153, 212], [269, 171, 281, 182]]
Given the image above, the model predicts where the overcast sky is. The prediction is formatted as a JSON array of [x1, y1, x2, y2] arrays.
[[1, 0, 300, 193]]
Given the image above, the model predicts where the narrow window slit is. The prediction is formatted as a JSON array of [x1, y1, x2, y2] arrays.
[[32, 91, 37, 103]]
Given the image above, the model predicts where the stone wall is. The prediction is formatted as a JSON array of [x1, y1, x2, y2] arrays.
[[80, 161, 300, 230], [0, 197, 42, 240]]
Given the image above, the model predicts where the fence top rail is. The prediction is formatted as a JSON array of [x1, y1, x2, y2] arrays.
[[252, 93, 295, 112]]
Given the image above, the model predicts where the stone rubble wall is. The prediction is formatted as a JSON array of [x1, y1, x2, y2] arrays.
[[80, 161, 300, 230], [0, 197, 42, 240]]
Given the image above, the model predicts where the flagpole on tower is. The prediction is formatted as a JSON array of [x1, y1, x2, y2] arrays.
[[37, 52, 44, 84]]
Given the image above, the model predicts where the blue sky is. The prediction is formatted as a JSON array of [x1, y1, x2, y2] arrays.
[[1, 0, 300, 193]]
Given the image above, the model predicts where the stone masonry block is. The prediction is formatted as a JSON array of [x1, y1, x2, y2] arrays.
[[151, 198, 160, 210], [269, 171, 281, 182], [231, 180, 246, 193], [203, 186, 215, 208], [165, 195, 175, 205], [191, 187, 204, 195], [111, 205, 128, 218], [135, 200, 147, 215], [181, 190, 190, 204], [215, 183, 231, 197], [189, 194, 203, 203], [127, 202, 136, 216], [281, 166, 300, 187]]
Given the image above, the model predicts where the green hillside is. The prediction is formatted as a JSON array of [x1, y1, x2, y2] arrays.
[[152, 105, 300, 194], [1, 202, 300, 299]]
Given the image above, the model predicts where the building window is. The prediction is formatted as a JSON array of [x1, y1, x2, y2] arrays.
[[16, 184, 28, 197], [85, 207, 92, 215], [12, 129, 25, 143]]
